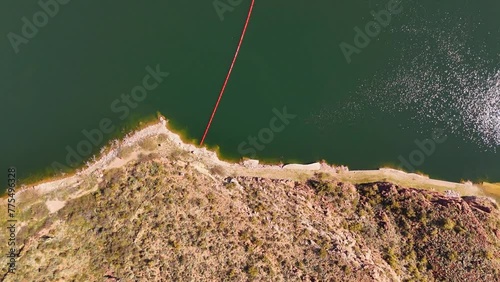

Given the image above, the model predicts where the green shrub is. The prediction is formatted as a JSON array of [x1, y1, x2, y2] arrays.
[[149, 162, 161, 176], [405, 207, 416, 218], [442, 218, 455, 230], [484, 250, 494, 260], [228, 269, 238, 279], [446, 250, 458, 261], [348, 222, 363, 233], [384, 247, 398, 268], [246, 265, 259, 279], [418, 213, 428, 225], [319, 246, 328, 258], [453, 224, 466, 234]]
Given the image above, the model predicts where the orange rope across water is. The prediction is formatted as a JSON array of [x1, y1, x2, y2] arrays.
[[199, 0, 256, 145]]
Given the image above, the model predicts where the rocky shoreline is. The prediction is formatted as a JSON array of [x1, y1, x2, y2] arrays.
[[15, 117, 498, 203]]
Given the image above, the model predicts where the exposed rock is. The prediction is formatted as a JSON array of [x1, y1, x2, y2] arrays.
[[283, 162, 321, 171]]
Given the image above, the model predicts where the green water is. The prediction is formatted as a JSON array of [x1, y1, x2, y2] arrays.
[[1, 0, 499, 192]]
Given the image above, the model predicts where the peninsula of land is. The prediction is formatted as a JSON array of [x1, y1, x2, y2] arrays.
[[2, 117, 499, 281]]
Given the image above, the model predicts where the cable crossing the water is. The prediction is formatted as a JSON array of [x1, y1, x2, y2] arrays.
[[199, 0, 256, 145]]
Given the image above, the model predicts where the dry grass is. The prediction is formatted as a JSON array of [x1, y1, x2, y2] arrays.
[[209, 165, 226, 176], [2, 158, 499, 281], [139, 137, 159, 151], [18, 188, 41, 204], [117, 146, 135, 159], [480, 183, 500, 203]]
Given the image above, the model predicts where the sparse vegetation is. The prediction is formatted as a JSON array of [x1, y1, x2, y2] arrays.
[[209, 165, 226, 176], [2, 160, 499, 281], [117, 146, 134, 159], [139, 137, 159, 151], [169, 148, 190, 160], [441, 218, 456, 230]]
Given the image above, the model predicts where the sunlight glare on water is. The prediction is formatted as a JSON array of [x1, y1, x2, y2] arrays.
[[309, 7, 500, 152]]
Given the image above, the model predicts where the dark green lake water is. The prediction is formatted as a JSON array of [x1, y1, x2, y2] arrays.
[[1, 0, 499, 192]]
